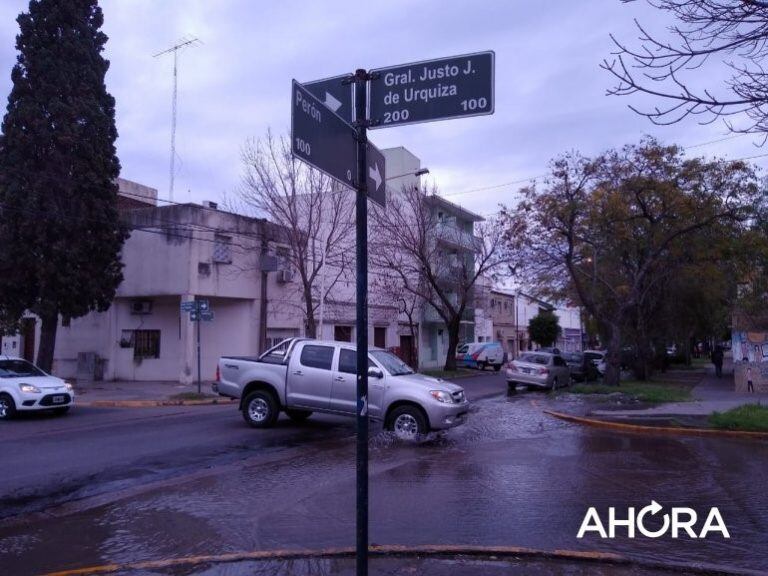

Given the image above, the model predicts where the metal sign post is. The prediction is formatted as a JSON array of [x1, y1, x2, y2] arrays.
[[181, 299, 213, 395], [290, 52, 494, 576], [353, 68, 370, 576]]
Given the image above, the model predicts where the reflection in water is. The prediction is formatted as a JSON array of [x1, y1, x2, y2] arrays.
[[0, 395, 765, 575]]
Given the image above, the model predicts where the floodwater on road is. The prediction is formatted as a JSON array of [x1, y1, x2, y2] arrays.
[[1, 392, 766, 576]]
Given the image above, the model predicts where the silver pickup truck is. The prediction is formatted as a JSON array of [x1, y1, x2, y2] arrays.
[[215, 338, 469, 440]]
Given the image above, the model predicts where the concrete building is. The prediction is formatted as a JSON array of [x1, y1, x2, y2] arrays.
[[487, 289, 583, 357], [379, 147, 484, 370]]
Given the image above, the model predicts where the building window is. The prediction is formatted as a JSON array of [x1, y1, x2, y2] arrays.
[[334, 325, 353, 342], [134, 330, 161, 359], [374, 327, 386, 348], [213, 234, 232, 264]]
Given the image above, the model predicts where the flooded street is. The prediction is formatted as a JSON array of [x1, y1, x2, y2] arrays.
[[1, 381, 766, 575]]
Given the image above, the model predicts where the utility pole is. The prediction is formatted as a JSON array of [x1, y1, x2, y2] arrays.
[[154, 36, 201, 202]]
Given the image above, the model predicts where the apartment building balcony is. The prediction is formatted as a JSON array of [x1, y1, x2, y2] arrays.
[[433, 219, 483, 252]]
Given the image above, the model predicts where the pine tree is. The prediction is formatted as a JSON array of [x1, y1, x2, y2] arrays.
[[0, 0, 127, 372]]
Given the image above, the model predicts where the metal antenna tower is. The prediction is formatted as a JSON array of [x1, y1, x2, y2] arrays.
[[154, 36, 201, 202]]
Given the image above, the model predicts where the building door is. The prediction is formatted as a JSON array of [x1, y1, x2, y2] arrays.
[[22, 318, 36, 362], [374, 326, 386, 349]]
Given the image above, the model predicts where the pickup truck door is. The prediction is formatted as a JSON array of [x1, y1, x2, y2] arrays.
[[331, 349, 384, 417], [286, 343, 336, 410]]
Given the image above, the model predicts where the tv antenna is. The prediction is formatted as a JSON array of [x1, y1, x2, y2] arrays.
[[154, 36, 202, 202]]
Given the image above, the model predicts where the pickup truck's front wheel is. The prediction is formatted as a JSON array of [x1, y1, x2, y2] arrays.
[[387, 405, 427, 440], [242, 390, 279, 428]]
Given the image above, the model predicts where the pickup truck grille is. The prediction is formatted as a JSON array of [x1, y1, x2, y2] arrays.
[[452, 390, 466, 403]]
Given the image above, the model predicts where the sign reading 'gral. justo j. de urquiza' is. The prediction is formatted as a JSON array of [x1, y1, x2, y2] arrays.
[[368, 50, 494, 129]]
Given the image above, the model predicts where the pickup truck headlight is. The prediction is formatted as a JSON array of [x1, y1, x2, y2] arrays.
[[19, 383, 41, 394], [430, 390, 453, 403]]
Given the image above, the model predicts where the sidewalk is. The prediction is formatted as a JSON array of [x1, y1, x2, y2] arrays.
[[73, 380, 234, 407], [591, 361, 767, 420]]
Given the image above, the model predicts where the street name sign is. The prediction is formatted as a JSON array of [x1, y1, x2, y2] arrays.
[[190, 310, 214, 322], [369, 51, 494, 129], [180, 301, 196, 312], [304, 74, 354, 124], [291, 79, 356, 190], [291, 79, 387, 206]]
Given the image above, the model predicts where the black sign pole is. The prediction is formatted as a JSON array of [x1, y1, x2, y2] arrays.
[[353, 67, 369, 576], [196, 302, 202, 395]]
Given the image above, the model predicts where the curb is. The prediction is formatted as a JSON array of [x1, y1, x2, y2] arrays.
[[78, 398, 237, 408], [37, 544, 757, 576], [544, 409, 768, 439]]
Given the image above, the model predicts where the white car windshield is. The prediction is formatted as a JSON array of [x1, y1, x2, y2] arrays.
[[0, 359, 45, 378], [370, 350, 414, 376]]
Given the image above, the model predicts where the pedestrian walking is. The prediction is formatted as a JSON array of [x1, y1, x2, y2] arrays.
[[711, 346, 724, 378]]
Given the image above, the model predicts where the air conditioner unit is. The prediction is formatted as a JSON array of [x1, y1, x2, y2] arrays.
[[130, 300, 153, 315], [277, 270, 293, 283]]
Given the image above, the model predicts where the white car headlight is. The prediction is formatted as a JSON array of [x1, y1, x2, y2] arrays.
[[65, 382, 73, 392], [430, 390, 453, 403], [19, 383, 41, 394]]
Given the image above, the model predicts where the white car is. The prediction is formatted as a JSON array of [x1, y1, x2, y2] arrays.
[[0, 357, 74, 420]]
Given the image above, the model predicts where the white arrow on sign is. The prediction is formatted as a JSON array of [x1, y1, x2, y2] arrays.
[[368, 162, 382, 193], [324, 91, 342, 113]]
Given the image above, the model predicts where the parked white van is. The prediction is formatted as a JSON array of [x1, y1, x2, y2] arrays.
[[455, 341, 506, 371]]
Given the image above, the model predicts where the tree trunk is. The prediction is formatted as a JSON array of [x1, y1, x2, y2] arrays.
[[36, 311, 58, 373], [409, 321, 418, 370], [603, 325, 622, 386], [304, 289, 317, 338], [443, 321, 460, 371]]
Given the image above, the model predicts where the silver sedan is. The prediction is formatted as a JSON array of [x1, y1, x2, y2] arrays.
[[506, 352, 571, 391]]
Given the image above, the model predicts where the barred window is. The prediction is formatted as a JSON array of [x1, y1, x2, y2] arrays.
[[134, 330, 161, 359], [213, 234, 232, 264]]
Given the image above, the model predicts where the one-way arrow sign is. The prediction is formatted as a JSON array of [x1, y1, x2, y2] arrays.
[[304, 74, 354, 124], [366, 143, 386, 207]]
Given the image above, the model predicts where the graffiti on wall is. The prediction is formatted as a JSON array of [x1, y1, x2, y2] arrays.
[[732, 331, 768, 363]]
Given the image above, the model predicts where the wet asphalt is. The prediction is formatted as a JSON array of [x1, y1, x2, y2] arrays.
[[1, 372, 766, 576]]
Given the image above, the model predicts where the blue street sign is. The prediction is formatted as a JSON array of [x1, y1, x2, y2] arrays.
[[198, 299, 210, 312], [200, 311, 214, 322], [181, 301, 196, 312]]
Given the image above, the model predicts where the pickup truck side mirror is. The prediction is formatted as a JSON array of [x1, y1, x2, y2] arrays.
[[368, 367, 383, 379]]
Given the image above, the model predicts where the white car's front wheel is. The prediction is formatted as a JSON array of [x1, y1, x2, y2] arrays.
[[0, 394, 17, 420]]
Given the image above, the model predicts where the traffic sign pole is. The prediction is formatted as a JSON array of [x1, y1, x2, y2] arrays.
[[196, 302, 202, 395], [353, 68, 369, 576]]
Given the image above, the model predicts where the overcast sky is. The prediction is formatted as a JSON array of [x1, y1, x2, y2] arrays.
[[0, 1, 764, 217]]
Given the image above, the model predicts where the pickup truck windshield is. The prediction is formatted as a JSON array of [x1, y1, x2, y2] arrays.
[[370, 350, 414, 376]]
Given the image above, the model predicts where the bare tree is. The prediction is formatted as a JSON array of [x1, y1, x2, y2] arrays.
[[235, 131, 355, 337], [371, 271, 423, 368], [370, 184, 510, 371], [603, 0, 768, 134]]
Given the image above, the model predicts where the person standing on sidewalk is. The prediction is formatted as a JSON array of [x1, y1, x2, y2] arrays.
[[711, 346, 724, 378], [744, 359, 754, 392]]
